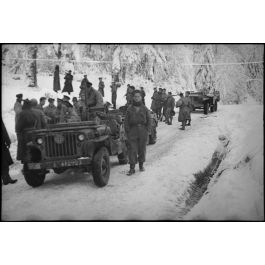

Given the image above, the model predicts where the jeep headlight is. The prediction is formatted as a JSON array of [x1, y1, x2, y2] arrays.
[[78, 134, 85, 141], [36, 138, 43, 145]]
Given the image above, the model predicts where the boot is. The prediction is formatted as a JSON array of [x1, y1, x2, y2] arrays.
[[127, 165, 135, 176], [2, 174, 17, 185], [139, 162, 145, 172]]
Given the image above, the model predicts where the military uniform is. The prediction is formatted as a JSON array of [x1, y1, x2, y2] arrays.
[[62, 72, 73, 95], [151, 90, 159, 112], [44, 104, 57, 124], [16, 105, 46, 161], [98, 80, 105, 97], [165, 95, 175, 125], [176, 97, 192, 130], [161, 92, 168, 121], [14, 101, 22, 128], [124, 103, 151, 170], [111, 83, 118, 109]]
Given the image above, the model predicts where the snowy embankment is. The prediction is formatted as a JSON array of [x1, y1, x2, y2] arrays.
[[184, 103, 264, 221]]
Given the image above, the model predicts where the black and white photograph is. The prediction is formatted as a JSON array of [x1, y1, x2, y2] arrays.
[[1, 43, 264, 221]]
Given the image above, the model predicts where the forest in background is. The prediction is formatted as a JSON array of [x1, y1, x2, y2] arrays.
[[2, 44, 264, 104]]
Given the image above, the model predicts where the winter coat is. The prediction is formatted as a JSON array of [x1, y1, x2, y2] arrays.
[[151, 91, 159, 111], [44, 105, 57, 123], [165, 95, 175, 110], [62, 73, 73, 94], [124, 103, 152, 165], [176, 97, 192, 122], [14, 101, 22, 129], [98, 81, 105, 97], [53, 68, 61, 92], [16, 109, 47, 161], [1, 118, 13, 170]]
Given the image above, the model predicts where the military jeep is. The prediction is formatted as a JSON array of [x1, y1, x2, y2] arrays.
[[188, 90, 220, 115], [23, 114, 128, 188]]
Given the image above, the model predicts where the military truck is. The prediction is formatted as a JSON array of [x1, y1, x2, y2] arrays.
[[188, 90, 220, 115], [22, 108, 128, 188]]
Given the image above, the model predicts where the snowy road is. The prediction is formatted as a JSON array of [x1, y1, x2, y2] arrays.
[[2, 110, 208, 221]]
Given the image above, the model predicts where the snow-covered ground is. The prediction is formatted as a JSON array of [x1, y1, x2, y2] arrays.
[[1, 73, 264, 220]]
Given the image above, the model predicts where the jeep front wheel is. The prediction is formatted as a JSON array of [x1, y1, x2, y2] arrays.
[[23, 164, 46, 187], [92, 147, 110, 187]]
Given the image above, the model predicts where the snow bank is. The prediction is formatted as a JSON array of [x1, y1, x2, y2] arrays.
[[185, 104, 264, 220]]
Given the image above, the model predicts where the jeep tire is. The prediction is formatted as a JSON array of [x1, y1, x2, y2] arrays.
[[92, 147, 110, 187], [23, 164, 46, 187]]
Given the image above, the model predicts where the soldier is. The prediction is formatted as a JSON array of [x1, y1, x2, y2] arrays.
[[176, 92, 192, 130], [16, 99, 46, 162], [53, 64, 61, 93], [62, 70, 74, 95], [124, 90, 151, 176], [156, 88, 163, 120], [37, 97, 46, 111], [72, 97, 81, 116], [55, 98, 69, 123], [125, 85, 134, 106], [161, 88, 168, 121], [185, 91, 192, 126], [140, 87, 146, 105], [111, 81, 118, 109], [151, 87, 159, 113], [14, 93, 23, 125], [164, 92, 175, 125], [63, 101, 81, 122], [44, 98, 57, 124], [79, 74, 89, 95], [98, 77, 105, 97], [2, 118, 17, 185], [31, 98, 48, 124]]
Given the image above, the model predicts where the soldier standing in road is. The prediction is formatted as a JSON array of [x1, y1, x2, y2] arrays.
[[156, 88, 163, 121], [165, 92, 175, 125], [124, 90, 151, 176], [62, 70, 74, 95], [185, 91, 192, 126], [140, 87, 146, 105], [98, 77, 105, 97], [151, 87, 159, 113], [53, 64, 61, 93], [16, 99, 47, 162], [14, 93, 23, 125], [79, 74, 89, 97], [44, 98, 57, 124], [125, 85, 134, 106], [161, 88, 168, 121], [111, 81, 118, 109], [176, 92, 192, 130], [1, 118, 17, 185]]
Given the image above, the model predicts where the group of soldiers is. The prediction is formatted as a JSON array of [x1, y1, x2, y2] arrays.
[[151, 87, 192, 130], [1, 77, 194, 184]]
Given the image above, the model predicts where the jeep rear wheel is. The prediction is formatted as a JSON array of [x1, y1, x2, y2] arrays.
[[23, 164, 46, 187], [92, 147, 110, 187], [204, 102, 209, 115]]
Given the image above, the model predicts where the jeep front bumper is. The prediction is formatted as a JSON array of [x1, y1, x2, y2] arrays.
[[27, 157, 92, 170]]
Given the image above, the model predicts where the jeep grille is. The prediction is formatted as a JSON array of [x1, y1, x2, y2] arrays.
[[45, 133, 78, 158]]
